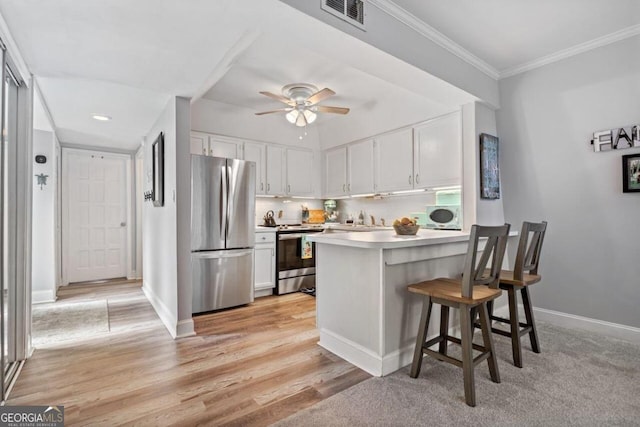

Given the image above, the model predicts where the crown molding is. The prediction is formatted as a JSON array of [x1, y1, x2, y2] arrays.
[[367, 0, 500, 80], [499, 23, 640, 79]]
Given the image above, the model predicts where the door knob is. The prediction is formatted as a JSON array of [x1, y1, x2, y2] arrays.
[[120, 222, 126, 227]]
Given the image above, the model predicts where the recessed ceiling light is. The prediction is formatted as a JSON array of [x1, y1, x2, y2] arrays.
[[92, 114, 112, 121]]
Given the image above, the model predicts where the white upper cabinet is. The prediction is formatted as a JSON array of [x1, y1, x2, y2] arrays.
[[286, 148, 314, 196], [190, 132, 242, 159], [243, 142, 266, 195], [413, 111, 462, 189], [347, 139, 375, 195], [324, 147, 348, 197], [208, 136, 242, 159], [190, 132, 208, 156], [374, 128, 414, 192], [266, 145, 285, 196]]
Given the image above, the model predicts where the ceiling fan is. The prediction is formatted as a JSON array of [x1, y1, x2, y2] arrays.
[[255, 83, 349, 127]]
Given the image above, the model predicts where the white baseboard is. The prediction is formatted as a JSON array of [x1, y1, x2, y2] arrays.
[[142, 282, 178, 339], [32, 290, 56, 304], [319, 329, 385, 377], [176, 319, 195, 338], [532, 306, 640, 345]]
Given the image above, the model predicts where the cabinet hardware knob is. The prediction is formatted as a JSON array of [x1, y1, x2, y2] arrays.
[[260, 182, 264, 191], [267, 183, 270, 191], [343, 184, 346, 192], [288, 184, 291, 193], [409, 175, 412, 184], [415, 174, 419, 184]]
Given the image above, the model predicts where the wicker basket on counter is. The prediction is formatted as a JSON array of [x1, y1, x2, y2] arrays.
[[393, 223, 420, 236]]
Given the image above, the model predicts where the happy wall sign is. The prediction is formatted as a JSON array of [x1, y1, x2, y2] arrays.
[[591, 125, 640, 152]]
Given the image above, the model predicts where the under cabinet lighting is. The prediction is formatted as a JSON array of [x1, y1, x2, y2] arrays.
[[92, 114, 112, 121]]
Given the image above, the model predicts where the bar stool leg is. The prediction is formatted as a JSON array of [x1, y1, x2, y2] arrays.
[[438, 306, 449, 355], [410, 297, 432, 378], [460, 304, 476, 407], [478, 302, 500, 383], [521, 287, 540, 353], [507, 288, 523, 368]]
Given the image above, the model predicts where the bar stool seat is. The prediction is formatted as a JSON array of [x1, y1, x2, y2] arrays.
[[408, 224, 510, 407], [497, 270, 541, 287]]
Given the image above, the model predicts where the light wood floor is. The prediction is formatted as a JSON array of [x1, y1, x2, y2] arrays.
[[8, 281, 370, 426]]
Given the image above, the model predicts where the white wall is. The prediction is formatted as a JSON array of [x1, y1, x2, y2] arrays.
[[497, 35, 640, 329], [31, 129, 57, 303], [142, 96, 194, 338]]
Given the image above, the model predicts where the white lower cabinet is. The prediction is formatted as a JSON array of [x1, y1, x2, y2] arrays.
[[254, 231, 276, 297]]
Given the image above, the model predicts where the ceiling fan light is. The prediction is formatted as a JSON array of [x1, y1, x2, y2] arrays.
[[303, 109, 317, 124], [285, 110, 299, 124], [295, 112, 307, 127]]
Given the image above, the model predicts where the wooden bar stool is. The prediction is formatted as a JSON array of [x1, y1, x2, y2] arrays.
[[486, 221, 547, 368], [408, 224, 510, 407]]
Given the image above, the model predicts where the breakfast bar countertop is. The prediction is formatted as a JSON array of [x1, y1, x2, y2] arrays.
[[308, 229, 471, 249]]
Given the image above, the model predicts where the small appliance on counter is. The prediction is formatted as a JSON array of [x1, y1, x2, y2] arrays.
[[424, 205, 462, 230], [323, 199, 338, 223], [263, 210, 277, 227]]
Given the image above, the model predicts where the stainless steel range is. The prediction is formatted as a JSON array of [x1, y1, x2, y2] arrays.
[[275, 225, 324, 295]]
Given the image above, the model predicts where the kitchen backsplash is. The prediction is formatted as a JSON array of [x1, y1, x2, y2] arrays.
[[255, 190, 461, 227], [255, 198, 324, 225], [336, 192, 439, 226]]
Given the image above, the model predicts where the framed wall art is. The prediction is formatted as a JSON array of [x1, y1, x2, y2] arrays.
[[622, 153, 640, 193], [479, 133, 500, 199], [152, 132, 164, 206]]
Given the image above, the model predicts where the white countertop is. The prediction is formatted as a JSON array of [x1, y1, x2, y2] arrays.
[[308, 229, 472, 249]]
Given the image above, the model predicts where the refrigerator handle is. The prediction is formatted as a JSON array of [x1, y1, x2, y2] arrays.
[[220, 164, 228, 243]]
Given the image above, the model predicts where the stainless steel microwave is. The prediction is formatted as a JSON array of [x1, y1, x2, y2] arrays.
[[425, 205, 462, 230]]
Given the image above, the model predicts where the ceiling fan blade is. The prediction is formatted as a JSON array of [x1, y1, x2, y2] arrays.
[[316, 105, 350, 115], [306, 88, 335, 105], [259, 91, 295, 106], [254, 108, 292, 116]]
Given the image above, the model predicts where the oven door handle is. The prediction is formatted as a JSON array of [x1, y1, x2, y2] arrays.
[[278, 233, 307, 240]]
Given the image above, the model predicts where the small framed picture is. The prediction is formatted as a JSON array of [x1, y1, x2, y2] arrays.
[[480, 133, 500, 199], [622, 153, 640, 193]]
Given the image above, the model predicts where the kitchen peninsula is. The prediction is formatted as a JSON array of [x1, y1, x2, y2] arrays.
[[309, 229, 484, 377]]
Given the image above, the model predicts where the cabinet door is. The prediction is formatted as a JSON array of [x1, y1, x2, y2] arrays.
[[254, 243, 275, 291], [244, 142, 266, 195], [286, 148, 314, 196], [414, 111, 462, 189], [325, 147, 347, 197], [374, 128, 414, 192], [190, 132, 208, 155], [347, 139, 375, 195], [266, 145, 285, 195], [208, 136, 241, 159]]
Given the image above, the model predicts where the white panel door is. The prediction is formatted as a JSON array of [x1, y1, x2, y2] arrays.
[[324, 147, 347, 197], [64, 150, 128, 283], [265, 145, 285, 196], [208, 136, 240, 159], [190, 132, 208, 155], [347, 139, 375, 195], [243, 142, 266, 195], [286, 148, 314, 196], [374, 128, 414, 192], [413, 111, 462, 189]]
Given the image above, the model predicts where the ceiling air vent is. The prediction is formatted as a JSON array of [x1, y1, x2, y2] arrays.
[[321, 0, 366, 30]]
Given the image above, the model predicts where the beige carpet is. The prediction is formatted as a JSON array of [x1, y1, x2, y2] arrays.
[[32, 300, 110, 347], [273, 321, 640, 426]]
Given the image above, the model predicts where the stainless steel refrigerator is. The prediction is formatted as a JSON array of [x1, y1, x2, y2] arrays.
[[191, 155, 256, 313]]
